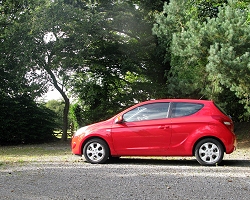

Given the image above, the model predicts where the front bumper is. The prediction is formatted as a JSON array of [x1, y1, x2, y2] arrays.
[[71, 136, 83, 155]]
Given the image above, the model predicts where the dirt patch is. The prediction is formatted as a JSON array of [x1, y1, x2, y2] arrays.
[[234, 122, 250, 148]]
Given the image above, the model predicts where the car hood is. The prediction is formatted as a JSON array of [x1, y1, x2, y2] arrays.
[[75, 117, 114, 136]]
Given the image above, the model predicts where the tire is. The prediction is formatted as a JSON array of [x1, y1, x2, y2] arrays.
[[83, 138, 109, 164], [195, 138, 224, 166]]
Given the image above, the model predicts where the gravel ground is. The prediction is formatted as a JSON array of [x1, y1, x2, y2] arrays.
[[1, 148, 250, 200]]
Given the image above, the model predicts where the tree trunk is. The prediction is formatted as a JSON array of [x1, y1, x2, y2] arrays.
[[44, 65, 70, 141], [61, 96, 70, 141]]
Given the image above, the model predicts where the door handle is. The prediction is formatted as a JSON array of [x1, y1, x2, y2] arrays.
[[158, 125, 170, 129]]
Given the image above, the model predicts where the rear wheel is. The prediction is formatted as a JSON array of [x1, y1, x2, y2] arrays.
[[195, 138, 224, 166], [83, 138, 109, 164]]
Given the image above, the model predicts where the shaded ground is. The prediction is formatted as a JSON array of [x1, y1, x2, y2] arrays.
[[234, 122, 250, 148]]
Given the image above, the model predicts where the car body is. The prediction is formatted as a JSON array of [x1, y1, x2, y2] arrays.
[[71, 99, 237, 166]]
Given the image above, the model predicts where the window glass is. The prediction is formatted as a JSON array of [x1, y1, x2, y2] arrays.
[[123, 103, 170, 122], [171, 103, 203, 118]]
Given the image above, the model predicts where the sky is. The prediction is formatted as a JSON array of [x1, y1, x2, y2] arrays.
[[40, 88, 75, 102], [41, 89, 62, 101]]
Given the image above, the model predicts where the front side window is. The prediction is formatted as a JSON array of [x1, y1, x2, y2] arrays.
[[171, 103, 203, 118], [123, 103, 170, 122]]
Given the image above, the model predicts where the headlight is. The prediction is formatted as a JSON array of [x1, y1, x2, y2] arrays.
[[74, 126, 88, 137]]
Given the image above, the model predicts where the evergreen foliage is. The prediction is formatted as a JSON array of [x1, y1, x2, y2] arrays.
[[153, 0, 250, 120]]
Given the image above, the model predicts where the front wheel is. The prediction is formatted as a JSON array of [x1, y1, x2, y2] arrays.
[[83, 138, 109, 164], [195, 138, 224, 166]]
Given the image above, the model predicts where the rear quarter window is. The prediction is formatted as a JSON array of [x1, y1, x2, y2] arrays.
[[171, 102, 204, 118]]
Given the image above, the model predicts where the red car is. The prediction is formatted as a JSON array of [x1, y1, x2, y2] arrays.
[[71, 99, 237, 166]]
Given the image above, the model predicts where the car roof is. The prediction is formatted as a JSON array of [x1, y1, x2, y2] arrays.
[[114, 99, 214, 118], [140, 99, 213, 104]]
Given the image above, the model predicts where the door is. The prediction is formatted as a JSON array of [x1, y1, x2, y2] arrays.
[[111, 102, 171, 156], [169, 102, 205, 155]]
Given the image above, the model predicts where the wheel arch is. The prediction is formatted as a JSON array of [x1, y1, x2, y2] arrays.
[[81, 136, 111, 155], [192, 136, 226, 156]]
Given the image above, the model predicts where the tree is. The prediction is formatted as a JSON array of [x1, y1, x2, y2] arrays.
[[169, 1, 250, 116], [24, 1, 87, 140], [0, 0, 45, 99], [153, 0, 249, 119], [206, 3, 250, 116], [153, 0, 250, 120], [153, 0, 199, 98], [45, 100, 65, 130], [153, 0, 228, 98], [3, 0, 107, 141], [2, 0, 170, 140], [70, 0, 171, 125]]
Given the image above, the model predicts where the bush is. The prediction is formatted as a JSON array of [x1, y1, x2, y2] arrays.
[[0, 95, 58, 145]]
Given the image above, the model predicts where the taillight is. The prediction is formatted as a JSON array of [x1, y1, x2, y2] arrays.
[[212, 115, 234, 132], [223, 121, 231, 126], [224, 121, 234, 132]]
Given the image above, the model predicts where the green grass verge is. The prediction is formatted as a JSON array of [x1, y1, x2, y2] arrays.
[[0, 141, 73, 166]]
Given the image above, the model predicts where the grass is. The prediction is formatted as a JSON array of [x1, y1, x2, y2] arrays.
[[0, 141, 74, 167], [53, 130, 73, 139]]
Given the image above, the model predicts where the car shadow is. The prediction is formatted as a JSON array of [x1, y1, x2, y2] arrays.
[[106, 157, 250, 167], [107, 157, 199, 166], [221, 159, 250, 167]]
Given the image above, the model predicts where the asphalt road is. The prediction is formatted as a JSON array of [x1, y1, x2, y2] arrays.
[[1, 156, 250, 200]]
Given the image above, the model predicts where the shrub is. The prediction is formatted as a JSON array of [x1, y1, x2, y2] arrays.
[[0, 95, 58, 145]]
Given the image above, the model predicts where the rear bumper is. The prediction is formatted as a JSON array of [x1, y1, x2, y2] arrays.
[[233, 138, 237, 150], [226, 137, 237, 154]]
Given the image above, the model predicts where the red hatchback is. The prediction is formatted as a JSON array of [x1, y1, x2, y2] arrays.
[[71, 99, 236, 166]]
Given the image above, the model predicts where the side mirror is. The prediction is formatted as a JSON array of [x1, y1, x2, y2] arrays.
[[115, 115, 124, 124]]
